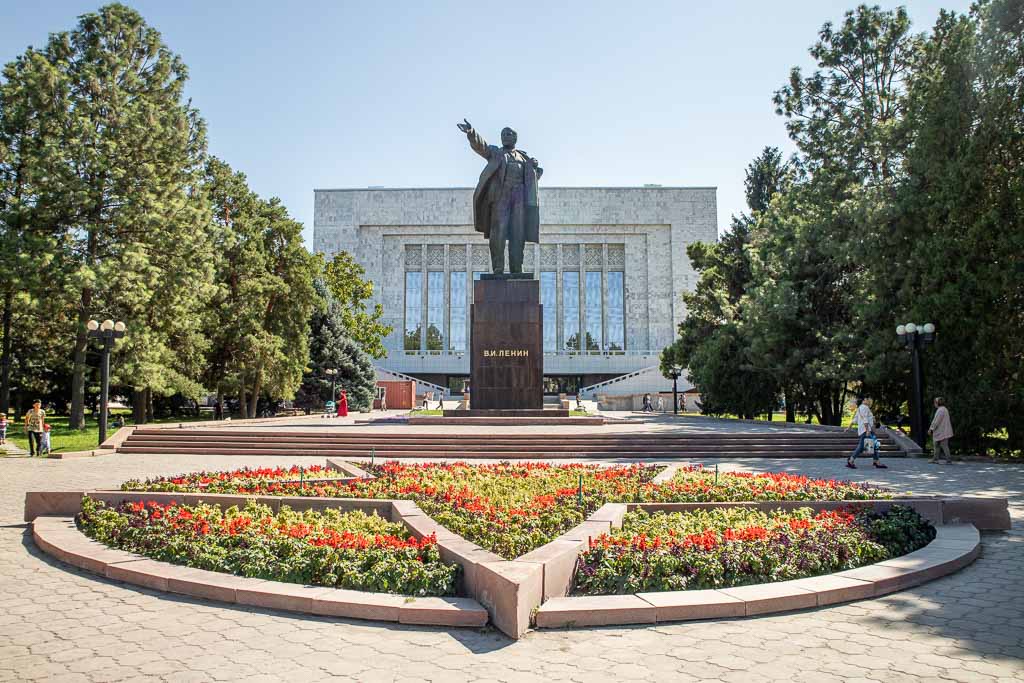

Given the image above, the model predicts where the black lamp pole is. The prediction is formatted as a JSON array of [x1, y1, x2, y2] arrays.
[[897, 322, 936, 448], [326, 368, 338, 402], [87, 319, 127, 446], [670, 366, 682, 415]]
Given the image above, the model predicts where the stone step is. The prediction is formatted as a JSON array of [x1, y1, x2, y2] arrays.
[[117, 446, 900, 458], [121, 438, 899, 453], [126, 433, 888, 445], [129, 428, 871, 441]]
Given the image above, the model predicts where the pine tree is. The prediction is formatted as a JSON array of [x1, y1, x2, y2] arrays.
[[6, 4, 212, 428]]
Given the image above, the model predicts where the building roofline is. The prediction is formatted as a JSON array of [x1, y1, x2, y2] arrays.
[[313, 186, 718, 192]]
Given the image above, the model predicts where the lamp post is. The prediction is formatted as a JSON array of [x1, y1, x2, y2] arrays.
[[896, 322, 936, 448], [325, 368, 338, 403], [669, 365, 683, 415], [87, 318, 127, 446]]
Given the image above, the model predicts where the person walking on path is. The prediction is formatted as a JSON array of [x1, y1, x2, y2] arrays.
[[928, 397, 956, 464], [642, 393, 653, 412], [0, 414, 7, 445], [847, 397, 887, 469], [336, 390, 348, 418], [23, 400, 45, 457], [656, 395, 665, 412]]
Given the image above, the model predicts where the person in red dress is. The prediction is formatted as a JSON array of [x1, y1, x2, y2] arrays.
[[336, 390, 348, 417]]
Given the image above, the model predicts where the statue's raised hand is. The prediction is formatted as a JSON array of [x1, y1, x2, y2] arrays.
[[456, 118, 473, 134]]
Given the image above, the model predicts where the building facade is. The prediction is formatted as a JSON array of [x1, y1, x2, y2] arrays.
[[313, 187, 715, 396]]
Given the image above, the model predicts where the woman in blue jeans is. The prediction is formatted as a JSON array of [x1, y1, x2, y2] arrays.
[[847, 397, 887, 469]]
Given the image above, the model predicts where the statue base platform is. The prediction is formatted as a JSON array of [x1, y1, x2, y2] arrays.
[[470, 278, 543, 410], [443, 409, 569, 418], [480, 272, 534, 280]]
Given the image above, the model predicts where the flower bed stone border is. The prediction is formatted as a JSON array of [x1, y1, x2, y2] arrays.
[[23, 460, 1010, 640], [32, 514, 487, 627], [534, 523, 981, 628]]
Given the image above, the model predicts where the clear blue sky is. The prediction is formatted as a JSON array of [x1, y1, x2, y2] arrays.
[[3, 1, 969, 246]]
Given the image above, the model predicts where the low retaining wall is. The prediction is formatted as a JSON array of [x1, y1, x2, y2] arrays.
[[31, 516, 487, 628], [535, 523, 981, 628]]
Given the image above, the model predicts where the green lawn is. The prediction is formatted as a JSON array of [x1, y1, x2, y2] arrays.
[[4, 411, 216, 454]]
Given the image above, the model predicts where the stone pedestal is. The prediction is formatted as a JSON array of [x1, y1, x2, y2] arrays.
[[470, 277, 543, 410]]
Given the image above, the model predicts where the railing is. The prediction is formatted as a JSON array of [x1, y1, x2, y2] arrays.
[[376, 368, 446, 396], [580, 366, 662, 394], [397, 349, 660, 358]]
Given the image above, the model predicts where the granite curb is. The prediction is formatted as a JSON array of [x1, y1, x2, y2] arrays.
[[535, 523, 981, 628], [31, 515, 488, 629]]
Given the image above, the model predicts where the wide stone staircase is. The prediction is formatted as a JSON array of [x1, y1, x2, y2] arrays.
[[118, 428, 905, 459]]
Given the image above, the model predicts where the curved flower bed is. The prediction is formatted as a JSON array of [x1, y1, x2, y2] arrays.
[[574, 505, 935, 595], [121, 462, 891, 560], [78, 497, 458, 596]]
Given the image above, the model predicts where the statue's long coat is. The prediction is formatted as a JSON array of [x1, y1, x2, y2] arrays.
[[465, 129, 541, 243]]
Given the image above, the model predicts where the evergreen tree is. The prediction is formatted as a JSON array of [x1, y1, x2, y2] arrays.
[[201, 158, 317, 419], [296, 285, 376, 413], [4, 4, 212, 428], [861, 1, 1024, 450], [661, 147, 789, 419]]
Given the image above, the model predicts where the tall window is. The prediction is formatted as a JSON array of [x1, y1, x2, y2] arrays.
[[404, 272, 422, 351], [562, 271, 580, 351], [449, 272, 467, 351], [426, 271, 445, 351], [606, 271, 625, 351], [585, 271, 602, 351], [540, 271, 557, 352]]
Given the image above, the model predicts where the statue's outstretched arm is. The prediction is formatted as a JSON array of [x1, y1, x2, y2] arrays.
[[457, 118, 490, 159], [466, 128, 490, 159]]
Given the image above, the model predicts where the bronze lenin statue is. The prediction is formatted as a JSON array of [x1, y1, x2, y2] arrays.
[[457, 119, 542, 274]]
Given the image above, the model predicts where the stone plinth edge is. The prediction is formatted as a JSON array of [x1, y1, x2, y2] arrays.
[[409, 416, 605, 426], [31, 515, 487, 629], [536, 523, 980, 628]]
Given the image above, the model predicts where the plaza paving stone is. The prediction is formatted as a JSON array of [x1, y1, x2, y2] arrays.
[[1, 443, 1022, 682]]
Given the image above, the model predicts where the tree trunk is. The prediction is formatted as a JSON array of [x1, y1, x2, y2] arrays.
[[248, 373, 261, 419], [132, 388, 146, 424], [0, 290, 12, 416], [68, 295, 92, 429], [145, 388, 154, 422], [784, 387, 795, 422]]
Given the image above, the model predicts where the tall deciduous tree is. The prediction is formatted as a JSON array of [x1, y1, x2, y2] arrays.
[[322, 251, 392, 359]]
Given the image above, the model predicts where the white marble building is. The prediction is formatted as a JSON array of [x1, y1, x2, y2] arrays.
[[313, 187, 715, 396]]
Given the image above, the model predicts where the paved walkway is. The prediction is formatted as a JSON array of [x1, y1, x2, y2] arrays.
[[1, 450, 1021, 682]]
